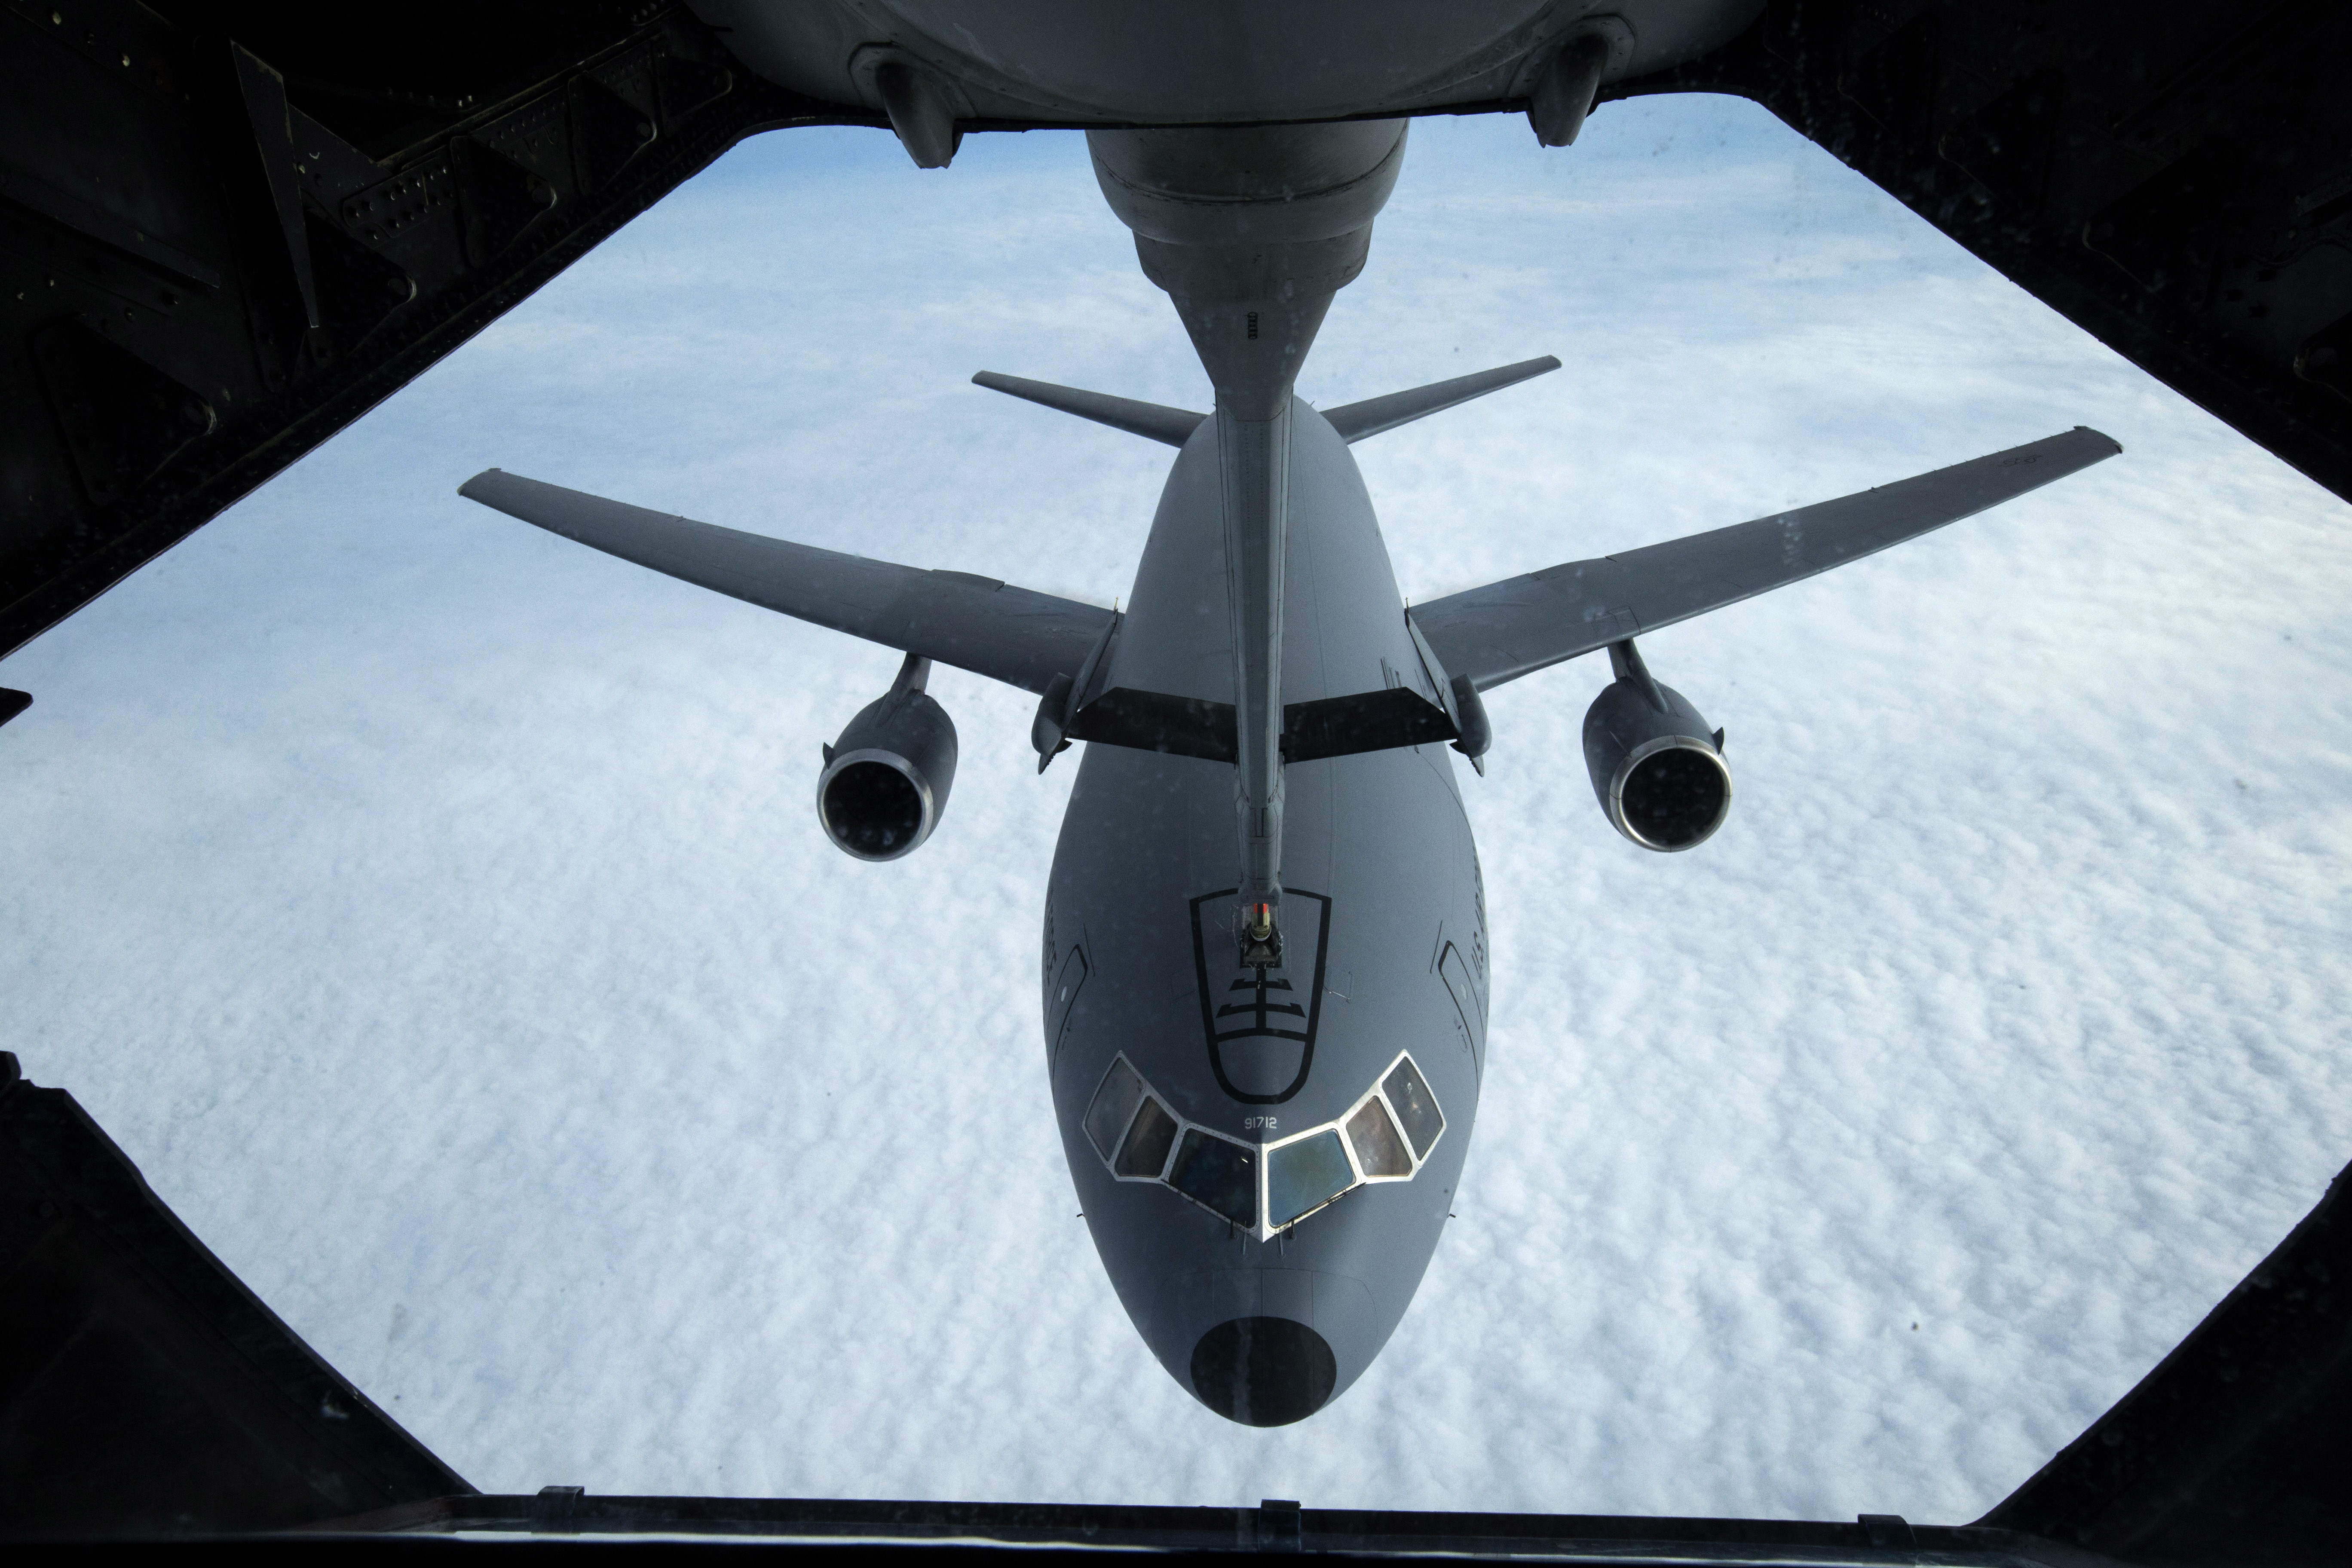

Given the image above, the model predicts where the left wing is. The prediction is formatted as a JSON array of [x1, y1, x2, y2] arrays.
[[458, 470, 1111, 696], [1409, 426, 2122, 692]]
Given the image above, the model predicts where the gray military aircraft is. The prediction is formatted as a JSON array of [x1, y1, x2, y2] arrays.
[[460, 118, 2118, 1426]]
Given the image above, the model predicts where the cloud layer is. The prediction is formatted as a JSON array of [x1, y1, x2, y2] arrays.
[[3, 97, 2348, 1521]]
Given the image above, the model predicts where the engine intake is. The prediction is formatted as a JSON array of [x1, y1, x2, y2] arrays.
[[1582, 644, 1731, 853], [817, 656, 958, 861]]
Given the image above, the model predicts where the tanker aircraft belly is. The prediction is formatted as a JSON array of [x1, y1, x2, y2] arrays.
[[459, 118, 2120, 1424]]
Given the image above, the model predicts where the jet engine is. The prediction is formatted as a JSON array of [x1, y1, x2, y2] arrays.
[[816, 656, 958, 861], [1581, 642, 1731, 853]]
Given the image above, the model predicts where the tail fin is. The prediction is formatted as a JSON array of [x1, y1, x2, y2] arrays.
[[1321, 355, 1560, 443], [972, 372, 1207, 447]]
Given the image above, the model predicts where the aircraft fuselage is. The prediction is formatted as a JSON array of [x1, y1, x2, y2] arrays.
[[1045, 404, 1487, 1425]]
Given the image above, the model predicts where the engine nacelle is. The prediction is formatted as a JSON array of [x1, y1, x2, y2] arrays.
[[1582, 675, 1732, 852], [816, 664, 958, 861]]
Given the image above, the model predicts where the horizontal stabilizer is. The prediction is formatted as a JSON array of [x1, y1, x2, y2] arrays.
[[1410, 426, 2123, 692], [971, 371, 1207, 447], [457, 469, 1111, 697], [1321, 355, 1561, 443]]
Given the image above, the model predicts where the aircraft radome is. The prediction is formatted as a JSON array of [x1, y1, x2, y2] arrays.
[[460, 116, 2119, 1425]]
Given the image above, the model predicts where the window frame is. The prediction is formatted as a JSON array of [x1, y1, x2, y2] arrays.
[[1083, 1050, 1447, 1242]]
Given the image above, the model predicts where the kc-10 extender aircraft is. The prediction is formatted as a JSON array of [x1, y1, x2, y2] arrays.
[[460, 118, 2119, 1427]]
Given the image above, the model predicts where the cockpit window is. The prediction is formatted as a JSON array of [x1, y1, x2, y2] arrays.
[[1169, 1129, 1257, 1228], [1084, 1057, 1145, 1162], [1115, 1096, 1179, 1178], [1345, 1096, 1412, 1178], [1081, 1051, 1442, 1240], [1382, 1057, 1445, 1159], [1267, 1129, 1354, 1228]]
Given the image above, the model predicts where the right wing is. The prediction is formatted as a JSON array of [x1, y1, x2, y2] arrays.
[[1409, 426, 2122, 692], [458, 470, 1112, 697]]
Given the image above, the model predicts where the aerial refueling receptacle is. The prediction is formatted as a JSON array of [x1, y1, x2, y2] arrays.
[[1582, 638, 1733, 852], [817, 653, 958, 861]]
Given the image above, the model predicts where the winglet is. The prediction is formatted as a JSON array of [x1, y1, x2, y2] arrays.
[[972, 372, 1207, 447], [1322, 355, 1561, 443]]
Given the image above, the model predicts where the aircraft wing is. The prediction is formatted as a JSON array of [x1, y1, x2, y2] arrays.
[[458, 470, 1111, 697], [1409, 426, 2121, 692]]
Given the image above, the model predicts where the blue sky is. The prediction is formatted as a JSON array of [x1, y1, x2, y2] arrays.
[[3, 94, 2348, 1518]]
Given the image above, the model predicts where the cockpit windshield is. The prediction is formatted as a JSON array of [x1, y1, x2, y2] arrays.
[[1169, 1130, 1257, 1228], [1267, 1129, 1354, 1228], [1346, 1096, 1413, 1177], [1381, 1057, 1446, 1160], [1084, 1058, 1145, 1162], [1084, 1050, 1446, 1241], [1117, 1098, 1180, 1178]]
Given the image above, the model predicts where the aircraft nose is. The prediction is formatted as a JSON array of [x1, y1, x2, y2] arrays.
[[1188, 1317, 1337, 1426]]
